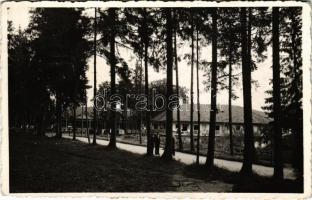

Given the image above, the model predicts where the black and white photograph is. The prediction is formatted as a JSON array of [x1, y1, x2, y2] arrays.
[[1, 1, 311, 197]]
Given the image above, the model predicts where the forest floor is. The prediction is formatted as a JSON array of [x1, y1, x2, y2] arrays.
[[9, 132, 303, 193]]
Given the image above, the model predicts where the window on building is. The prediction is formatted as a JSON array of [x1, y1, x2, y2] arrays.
[[154, 124, 158, 129], [194, 124, 199, 130], [175, 123, 179, 129], [216, 125, 220, 130], [182, 124, 188, 131], [236, 125, 240, 131]]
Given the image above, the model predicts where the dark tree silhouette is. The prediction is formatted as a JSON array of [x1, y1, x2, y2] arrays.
[[162, 8, 174, 160], [263, 7, 303, 179], [196, 28, 201, 165], [173, 10, 183, 151], [92, 8, 98, 145], [189, 9, 195, 152], [8, 26, 53, 136], [123, 8, 160, 154], [240, 8, 255, 176], [142, 8, 153, 156], [139, 59, 143, 144], [272, 7, 283, 179], [228, 42, 234, 156], [206, 8, 218, 168], [202, 8, 242, 157], [133, 59, 143, 143], [108, 8, 117, 149], [218, 9, 241, 156], [27, 8, 91, 138], [285, 7, 303, 179]]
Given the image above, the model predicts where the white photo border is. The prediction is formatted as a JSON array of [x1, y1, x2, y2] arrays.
[[0, 1, 311, 198]]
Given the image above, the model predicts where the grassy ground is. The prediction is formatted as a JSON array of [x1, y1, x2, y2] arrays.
[[9, 132, 302, 193]]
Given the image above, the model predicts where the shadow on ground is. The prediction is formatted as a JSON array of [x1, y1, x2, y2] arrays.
[[183, 162, 303, 193], [9, 132, 302, 193]]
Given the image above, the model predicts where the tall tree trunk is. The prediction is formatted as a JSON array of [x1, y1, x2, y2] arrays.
[[196, 28, 201, 165], [55, 92, 62, 138], [161, 8, 173, 160], [85, 89, 90, 144], [272, 7, 283, 179], [142, 9, 153, 155], [92, 7, 97, 145], [229, 35, 234, 156], [139, 56, 143, 144], [108, 8, 117, 149], [240, 8, 255, 176], [189, 10, 195, 152], [173, 13, 183, 151], [73, 104, 76, 140], [205, 8, 218, 168]]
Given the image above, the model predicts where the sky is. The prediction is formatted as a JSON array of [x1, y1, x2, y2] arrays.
[[7, 6, 273, 111]]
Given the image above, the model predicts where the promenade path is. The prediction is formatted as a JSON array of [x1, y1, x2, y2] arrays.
[[63, 135, 296, 180]]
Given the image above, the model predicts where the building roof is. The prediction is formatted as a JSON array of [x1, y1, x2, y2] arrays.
[[152, 104, 270, 124]]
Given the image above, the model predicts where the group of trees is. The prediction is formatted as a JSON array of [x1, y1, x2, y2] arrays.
[[9, 8, 91, 138], [263, 7, 303, 178], [9, 7, 302, 180]]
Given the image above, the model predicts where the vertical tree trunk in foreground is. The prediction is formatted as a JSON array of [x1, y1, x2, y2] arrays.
[[196, 28, 201, 165], [108, 8, 117, 149], [173, 15, 183, 151], [240, 8, 255, 176], [139, 57, 143, 144], [189, 10, 195, 152], [92, 7, 98, 145], [162, 8, 174, 160], [272, 7, 284, 179], [228, 35, 234, 156], [143, 9, 153, 155], [206, 8, 218, 168]]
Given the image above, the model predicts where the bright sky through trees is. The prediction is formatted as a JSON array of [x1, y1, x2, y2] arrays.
[[8, 7, 272, 111]]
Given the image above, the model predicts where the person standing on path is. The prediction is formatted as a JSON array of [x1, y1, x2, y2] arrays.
[[151, 133, 155, 155], [154, 132, 160, 155]]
